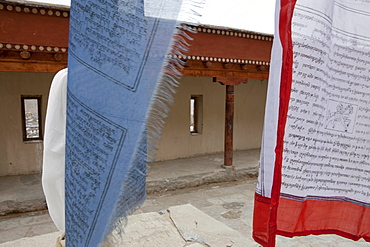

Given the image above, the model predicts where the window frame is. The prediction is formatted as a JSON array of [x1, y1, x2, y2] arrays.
[[21, 95, 43, 142], [190, 95, 203, 135]]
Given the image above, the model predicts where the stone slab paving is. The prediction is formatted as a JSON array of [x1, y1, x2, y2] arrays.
[[0, 232, 60, 247], [168, 204, 256, 246], [102, 212, 186, 247], [1, 204, 255, 247], [1, 179, 370, 246], [0, 210, 57, 244]]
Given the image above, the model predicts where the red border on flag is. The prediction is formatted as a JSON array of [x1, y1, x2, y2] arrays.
[[253, 0, 297, 246]]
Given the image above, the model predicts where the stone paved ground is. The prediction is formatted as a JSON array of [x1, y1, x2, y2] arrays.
[[1, 179, 370, 246], [0, 150, 260, 216], [141, 179, 370, 246]]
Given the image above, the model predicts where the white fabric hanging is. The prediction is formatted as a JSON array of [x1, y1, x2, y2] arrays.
[[42, 68, 68, 233]]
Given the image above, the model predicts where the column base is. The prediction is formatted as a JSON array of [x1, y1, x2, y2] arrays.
[[221, 164, 234, 169]]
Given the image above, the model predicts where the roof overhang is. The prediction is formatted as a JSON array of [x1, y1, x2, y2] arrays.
[[0, 0, 273, 81]]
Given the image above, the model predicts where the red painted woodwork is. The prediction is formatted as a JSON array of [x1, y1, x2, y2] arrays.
[[0, 2, 273, 79], [0, 6, 69, 47], [186, 28, 272, 63]]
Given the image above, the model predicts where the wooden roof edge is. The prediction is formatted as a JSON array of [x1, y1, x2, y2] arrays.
[[0, 0, 70, 10], [0, 1, 273, 38], [182, 23, 274, 38]]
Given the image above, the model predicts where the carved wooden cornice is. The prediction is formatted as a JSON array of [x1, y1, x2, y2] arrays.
[[173, 25, 273, 81], [0, 1, 69, 72], [0, 2, 273, 78], [0, 0, 69, 11], [193, 25, 273, 42]]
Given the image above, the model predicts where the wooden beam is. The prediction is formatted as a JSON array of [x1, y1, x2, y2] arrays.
[[0, 59, 67, 73], [213, 76, 247, 86], [181, 60, 269, 80], [184, 26, 273, 63], [0, 50, 67, 72]]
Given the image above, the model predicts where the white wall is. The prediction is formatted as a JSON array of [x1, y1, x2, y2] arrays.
[[0, 71, 54, 176], [0, 72, 267, 175], [153, 76, 268, 161]]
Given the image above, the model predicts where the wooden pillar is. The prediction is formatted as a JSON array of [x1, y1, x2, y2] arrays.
[[223, 85, 234, 168], [214, 77, 246, 169]]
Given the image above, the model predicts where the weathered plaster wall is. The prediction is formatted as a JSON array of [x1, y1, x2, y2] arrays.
[[234, 79, 268, 150], [0, 71, 54, 176], [153, 76, 268, 161], [0, 73, 267, 175]]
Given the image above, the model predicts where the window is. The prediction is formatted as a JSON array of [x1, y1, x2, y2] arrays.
[[21, 96, 42, 141], [190, 95, 203, 134]]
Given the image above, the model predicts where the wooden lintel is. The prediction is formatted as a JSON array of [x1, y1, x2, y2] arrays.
[[213, 77, 247, 86], [203, 61, 212, 68], [222, 63, 233, 69], [240, 64, 248, 70], [0, 50, 68, 72], [0, 59, 67, 73], [183, 69, 269, 80], [257, 65, 268, 71], [184, 60, 193, 67], [181, 60, 269, 80]]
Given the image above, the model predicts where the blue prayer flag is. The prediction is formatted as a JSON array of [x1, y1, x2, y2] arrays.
[[65, 0, 203, 245]]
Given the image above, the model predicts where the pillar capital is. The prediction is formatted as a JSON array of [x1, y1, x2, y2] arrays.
[[213, 77, 247, 86]]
